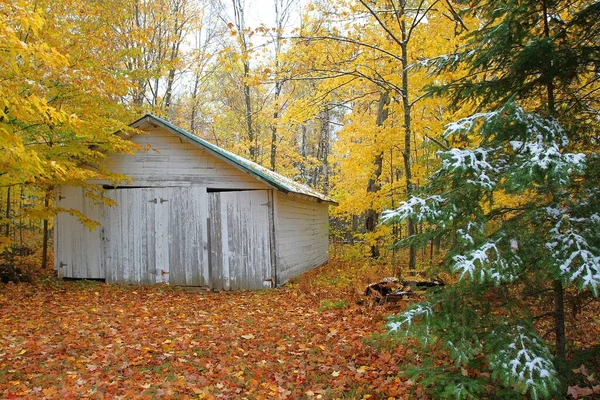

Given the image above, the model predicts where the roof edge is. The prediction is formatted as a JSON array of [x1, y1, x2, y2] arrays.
[[131, 114, 337, 205]]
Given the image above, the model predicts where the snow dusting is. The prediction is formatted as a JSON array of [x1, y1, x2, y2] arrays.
[[443, 111, 499, 138], [452, 241, 520, 284], [489, 326, 558, 399], [439, 147, 499, 189], [387, 303, 433, 334], [381, 195, 451, 225], [547, 214, 600, 295]]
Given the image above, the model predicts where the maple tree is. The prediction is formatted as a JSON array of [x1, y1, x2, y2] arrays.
[[0, 0, 138, 262], [287, 0, 469, 263]]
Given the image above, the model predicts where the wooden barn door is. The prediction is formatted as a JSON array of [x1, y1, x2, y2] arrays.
[[104, 187, 208, 285], [104, 188, 167, 283], [208, 190, 273, 290], [54, 186, 104, 279], [167, 187, 209, 286]]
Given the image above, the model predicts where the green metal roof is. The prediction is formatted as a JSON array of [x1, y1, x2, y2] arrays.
[[130, 114, 336, 204]]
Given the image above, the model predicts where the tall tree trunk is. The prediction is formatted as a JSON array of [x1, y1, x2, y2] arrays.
[[164, 0, 186, 112], [300, 124, 308, 181], [41, 192, 50, 270], [4, 186, 10, 238], [311, 109, 330, 193], [243, 71, 255, 159], [190, 73, 200, 133], [269, 0, 288, 171], [400, 11, 416, 271], [270, 81, 282, 171], [541, 0, 565, 362], [554, 280, 566, 360], [365, 91, 390, 259], [232, 0, 256, 160]]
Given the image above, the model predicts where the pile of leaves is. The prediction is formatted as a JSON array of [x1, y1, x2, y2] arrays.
[[0, 275, 421, 399]]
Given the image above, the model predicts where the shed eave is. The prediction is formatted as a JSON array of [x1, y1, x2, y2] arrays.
[[130, 114, 336, 204]]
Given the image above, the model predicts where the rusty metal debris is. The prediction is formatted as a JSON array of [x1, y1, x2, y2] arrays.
[[365, 277, 445, 303]]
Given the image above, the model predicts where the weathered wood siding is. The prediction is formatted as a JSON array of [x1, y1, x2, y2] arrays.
[[54, 186, 104, 279], [209, 190, 272, 290], [104, 127, 270, 190], [104, 187, 208, 285], [168, 186, 209, 286], [274, 193, 329, 284], [104, 188, 158, 283], [54, 124, 330, 289]]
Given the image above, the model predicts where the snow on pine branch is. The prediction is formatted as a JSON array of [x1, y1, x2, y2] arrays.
[[439, 147, 499, 190], [409, 51, 465, 72], [443, 104, 586, 186], [489, 326, 558, 400], [546, 209, 600, 295], [452, 240, 521, 285], [456, 221, 484, 246], [387, 303, 433, 336], [443, 111, 499, 138], [510, 134, 585, 184], [381, 195, 453, 225]]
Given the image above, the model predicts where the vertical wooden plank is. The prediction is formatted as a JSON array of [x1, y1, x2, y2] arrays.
[[168, 186, 207, 286], [144, 188, 157, 283], [222, 194, 231, 290], [209, 193, 223, 290], [121, 189, 130, 282], [82, 194, 104, 279], [132, 188, 141, 283], [206, 190, 272, 290], [268, 190, 278, 286], [155, 188, 169, 283], [200, 188, 209, 286], [103, 190, 114, 282]]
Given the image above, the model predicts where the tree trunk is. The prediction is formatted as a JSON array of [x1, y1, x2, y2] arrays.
[[4, 186, 10, 238], [232, 0, 256, 160], [41, 192, 50, 270], [365, 91, 390, 259], [243, 65, 255, 159], [554, 280, 566, 360], [270, 81, 282, 171], [311, 109, 330, 193], [400, 14, 416, 271], [300, 124, 308, 181], [542, 0, 565, 361], [190, 73, 200, 133]]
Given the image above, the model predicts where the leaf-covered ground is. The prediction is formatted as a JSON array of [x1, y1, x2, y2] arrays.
[[0, 267, 420, 399]]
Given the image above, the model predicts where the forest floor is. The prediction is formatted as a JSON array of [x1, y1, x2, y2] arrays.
[[0, 258, 423, 399], [2, 252, 599, 399]]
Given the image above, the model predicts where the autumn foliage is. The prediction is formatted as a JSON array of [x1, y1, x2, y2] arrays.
[[1, 266, 422, 399]]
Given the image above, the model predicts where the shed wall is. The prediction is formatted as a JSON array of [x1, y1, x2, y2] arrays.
[[104, 127, 270, 190], [275, 193, 329, 284], [54, 186, 104, 279], [55, 125, 331, 288]]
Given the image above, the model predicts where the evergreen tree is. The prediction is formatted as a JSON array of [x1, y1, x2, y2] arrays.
[[383, 1, 600, 398]]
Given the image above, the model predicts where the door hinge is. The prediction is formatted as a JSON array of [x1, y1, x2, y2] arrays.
[[58, 195, 66, 200], [160, 198, 168, 203], [148, 198, 157, 204], [261, 202, 270, 206], [59, 262, 67, 268]]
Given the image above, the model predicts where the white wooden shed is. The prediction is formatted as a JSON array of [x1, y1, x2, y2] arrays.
[[54, 114, 335, 289]]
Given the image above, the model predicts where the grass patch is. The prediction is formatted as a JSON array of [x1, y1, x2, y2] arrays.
[[318, 299, 347, 312]]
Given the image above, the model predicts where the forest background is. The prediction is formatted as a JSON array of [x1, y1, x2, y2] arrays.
[[0, 0, 479, 268], [2, 0, 600, 398]]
